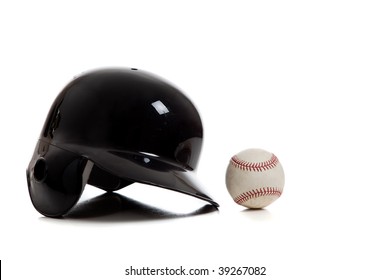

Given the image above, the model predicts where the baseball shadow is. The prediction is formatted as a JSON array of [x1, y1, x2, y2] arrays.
[[40, 192, 218, 223], [239, 208, 272, 221]]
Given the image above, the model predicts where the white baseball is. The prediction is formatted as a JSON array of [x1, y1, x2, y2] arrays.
[[226, 148, 285, 209]]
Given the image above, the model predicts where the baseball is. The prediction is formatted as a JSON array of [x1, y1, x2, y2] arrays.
[[225, 148, 285, 209]]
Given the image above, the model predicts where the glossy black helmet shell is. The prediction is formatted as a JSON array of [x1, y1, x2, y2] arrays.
[[27, 68, 219, 217]]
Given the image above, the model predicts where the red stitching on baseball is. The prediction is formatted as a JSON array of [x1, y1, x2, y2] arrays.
[[234, 187, 282, 204], [230, 154, 279, 172]]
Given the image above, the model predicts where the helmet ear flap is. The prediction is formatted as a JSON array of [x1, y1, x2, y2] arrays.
[[27, 141, 93, 217]]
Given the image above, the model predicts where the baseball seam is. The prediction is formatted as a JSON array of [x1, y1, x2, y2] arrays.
[[230, 154, 279, 172], [234, 187, 282, 204]]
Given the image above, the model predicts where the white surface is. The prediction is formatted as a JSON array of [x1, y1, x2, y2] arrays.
[[1, 1, 390, 279]]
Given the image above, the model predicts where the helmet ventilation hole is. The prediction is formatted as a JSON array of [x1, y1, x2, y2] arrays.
[[33, 158, 47, 182]]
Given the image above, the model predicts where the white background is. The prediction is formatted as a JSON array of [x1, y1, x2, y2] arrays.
[[1, 0, 390, 279]]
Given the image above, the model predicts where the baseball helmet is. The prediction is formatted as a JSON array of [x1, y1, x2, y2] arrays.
[[26, 68, 219, 217]]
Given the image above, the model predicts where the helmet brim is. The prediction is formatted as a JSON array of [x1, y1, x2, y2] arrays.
[[87, 148, 219, 208]]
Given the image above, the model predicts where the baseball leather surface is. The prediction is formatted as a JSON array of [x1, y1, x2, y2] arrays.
[[226, 148, 285, 209]]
